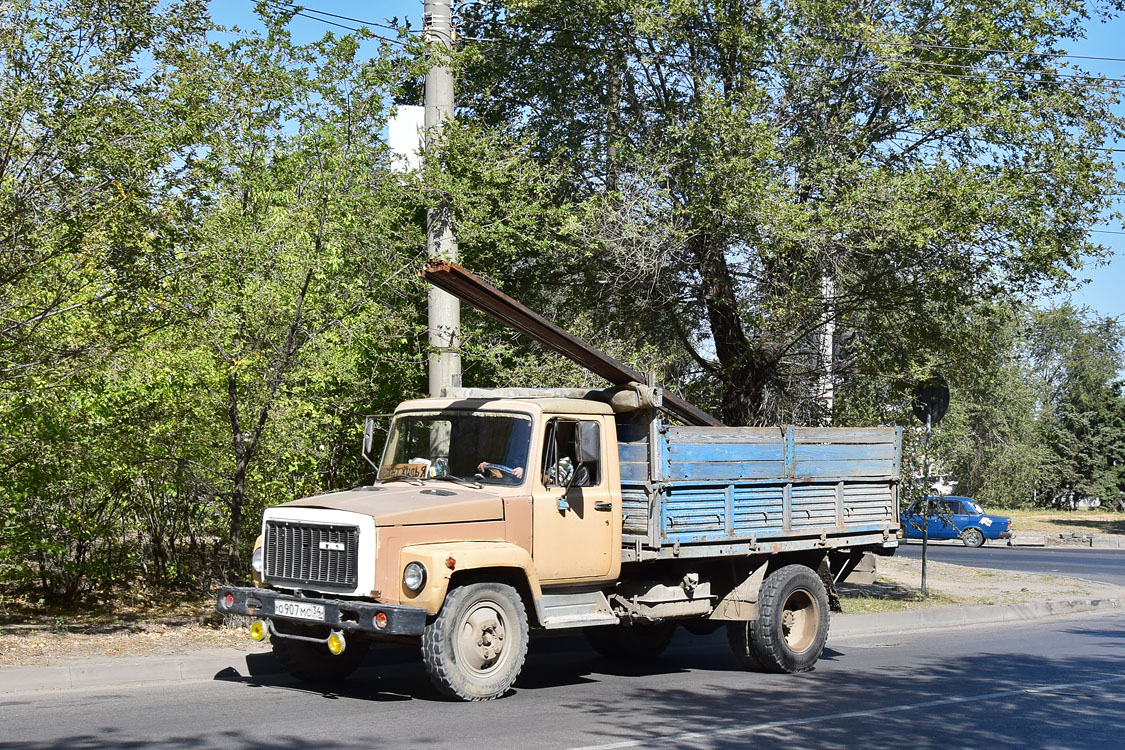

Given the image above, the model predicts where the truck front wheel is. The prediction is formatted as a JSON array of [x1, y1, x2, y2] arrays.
[[727, 564, 829, 673], [421, 581, 529, 701]]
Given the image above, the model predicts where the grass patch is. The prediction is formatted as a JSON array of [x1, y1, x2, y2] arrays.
[[0, 589, 222, 633], [1003, 510, 1125, 537], [838, 579, 972, 614]]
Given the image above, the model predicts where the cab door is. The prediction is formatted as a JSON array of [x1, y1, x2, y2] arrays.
[[532, 416, 616, 582]]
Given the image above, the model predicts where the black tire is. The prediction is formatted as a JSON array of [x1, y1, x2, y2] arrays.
[[272, 626, 369, 683], [421, 581, 529, 701], [745, 564, 830, 673], [961, 528, 986, 547], [584, 622, 676, 660]]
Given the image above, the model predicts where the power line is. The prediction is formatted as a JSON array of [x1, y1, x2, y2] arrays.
[[260, 7, 1125, 94], [455, 17, 1125, 87], [898, 131, 1125, 154], [859, 55, 1125, 86], [458, 33, 1125, 92], [290, 9, 357, 33], [458, 16, 1125, 65], [789, 58, 1125, 88], [267, 1, 417, 34], [253, 1, 417, 46], [832, 37, 1125, 65], [1090, 229, 1125, 235]]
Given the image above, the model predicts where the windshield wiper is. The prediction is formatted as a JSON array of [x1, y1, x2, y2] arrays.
[[435, 475, 482, 489]]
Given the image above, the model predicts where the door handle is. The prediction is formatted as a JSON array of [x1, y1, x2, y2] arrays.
[[594, 501, 613, 512]]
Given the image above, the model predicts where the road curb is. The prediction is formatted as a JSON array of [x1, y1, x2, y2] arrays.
[[3, 598, 1123, 694], [0, 641, 432, 695], [831, 597, 1125, 638], [0, 648, 281, 694]]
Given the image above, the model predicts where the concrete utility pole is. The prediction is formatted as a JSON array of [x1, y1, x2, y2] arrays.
[[424, 0, 461, 397], [818, 272, 836, 426]]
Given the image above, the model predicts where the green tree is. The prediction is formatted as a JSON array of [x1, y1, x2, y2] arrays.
[[924, 305, 1052, 508], [452, 0, 1122, 425], [0, 0, 210, 391], [0, 3, 430, 597], [1026, 305, 1125, 508], [176, 11, 426, 570]]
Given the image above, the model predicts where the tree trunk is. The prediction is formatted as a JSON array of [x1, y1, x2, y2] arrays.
[[227, 462, 247, 576], [688, 230, 773, 425], [225, 367, 245, 576]]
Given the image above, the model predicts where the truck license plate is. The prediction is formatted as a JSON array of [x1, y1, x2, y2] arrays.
[[274, 599, 325, 621]]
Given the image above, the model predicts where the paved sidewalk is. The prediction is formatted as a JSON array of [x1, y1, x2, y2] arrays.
[[830, 595, 1124, 637], [898, 533, 1125, 548], [2, 596, 1121, 695]]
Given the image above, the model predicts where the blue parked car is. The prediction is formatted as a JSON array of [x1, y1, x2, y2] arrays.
[[900, 496, 1012, 547]]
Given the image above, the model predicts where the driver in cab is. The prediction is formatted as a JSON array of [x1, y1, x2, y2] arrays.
[[476, 460, 524, 483]]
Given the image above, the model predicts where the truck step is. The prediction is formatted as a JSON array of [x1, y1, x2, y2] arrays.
[[537, 591, 619, 629]]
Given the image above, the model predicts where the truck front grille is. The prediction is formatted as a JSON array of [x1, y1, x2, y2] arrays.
[[263, 520, 359, 588]]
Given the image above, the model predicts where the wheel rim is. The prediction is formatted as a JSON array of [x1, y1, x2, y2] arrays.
[[453, 599, 511, 675], [965, 529, 982, 546], [780, 588, 820, 653]]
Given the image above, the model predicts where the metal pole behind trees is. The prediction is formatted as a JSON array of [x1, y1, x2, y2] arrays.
[[818, 272, 836, 426], [424, 0, 460, 397], [921, 411, 931, 596], [912, 373, 949, 599]]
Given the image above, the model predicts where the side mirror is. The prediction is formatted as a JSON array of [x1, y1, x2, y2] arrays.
[[363, 416, 376, 456], [575, 422, 600, 464], [361, 416, 382, 471]]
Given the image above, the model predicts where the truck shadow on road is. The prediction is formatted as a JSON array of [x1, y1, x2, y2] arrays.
[[210, 633, 712, 702], [209, 631, 840, 703]]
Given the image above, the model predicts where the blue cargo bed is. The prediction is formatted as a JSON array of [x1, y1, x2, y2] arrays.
[[617, 423, 902, 561]]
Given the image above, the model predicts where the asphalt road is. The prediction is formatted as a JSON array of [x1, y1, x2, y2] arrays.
[[3, 610, 1124, 749], [896, 542, 1125, 586]]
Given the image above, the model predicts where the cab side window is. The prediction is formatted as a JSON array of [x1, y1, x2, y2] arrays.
[[541, 419, 600, 487]]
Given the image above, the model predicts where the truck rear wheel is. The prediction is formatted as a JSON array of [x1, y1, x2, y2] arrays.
[[584, 622, 676, 660], [421, 581, 529, 701], [729, 564, 829, 673], [272, 624, 370, 683]]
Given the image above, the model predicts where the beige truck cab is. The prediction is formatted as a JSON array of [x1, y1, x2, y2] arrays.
[[219, 396, 629, 700]]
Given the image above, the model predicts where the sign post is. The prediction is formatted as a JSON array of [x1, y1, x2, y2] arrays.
[[912, 374, 949, 597]]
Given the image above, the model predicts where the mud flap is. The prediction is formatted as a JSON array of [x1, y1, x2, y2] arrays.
[[817, 559, 843, 613]]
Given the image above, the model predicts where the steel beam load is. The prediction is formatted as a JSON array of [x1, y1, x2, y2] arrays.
[[421, 260, 723, 427]]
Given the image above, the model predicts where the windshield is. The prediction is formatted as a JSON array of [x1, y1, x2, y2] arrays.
[[379, 410, 533, 486]]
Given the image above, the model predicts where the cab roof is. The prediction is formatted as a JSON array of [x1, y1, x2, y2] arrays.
[[394, 396, 615, 417]]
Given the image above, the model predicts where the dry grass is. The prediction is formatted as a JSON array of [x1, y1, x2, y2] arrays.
[[838, 581, 971, 614], [0, 621, 263, 667], [0, 589, 266, 667], [1004, 510, 1125, 536]]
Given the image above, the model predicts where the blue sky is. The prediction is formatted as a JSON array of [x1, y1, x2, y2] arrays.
[[209, 1, 1125, 322]]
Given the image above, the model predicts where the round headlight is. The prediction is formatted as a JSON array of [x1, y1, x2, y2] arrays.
[[251, 546, 263, 573], [403, 562, 427, 592]]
